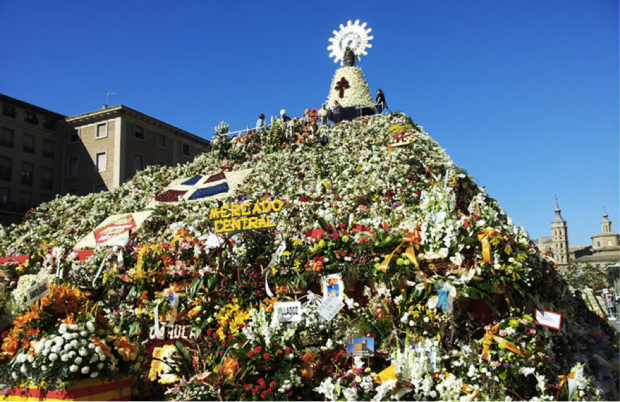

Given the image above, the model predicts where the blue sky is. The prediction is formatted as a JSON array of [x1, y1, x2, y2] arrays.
[[1, 0, 617, 248]]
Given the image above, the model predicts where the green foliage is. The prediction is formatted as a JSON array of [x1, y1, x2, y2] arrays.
[[562, 263, 611, 292]]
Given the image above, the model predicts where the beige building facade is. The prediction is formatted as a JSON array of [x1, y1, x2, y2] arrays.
[[64, 105, 209, 195], [536, 201, 620, 270], [0, 94, 210, 225]]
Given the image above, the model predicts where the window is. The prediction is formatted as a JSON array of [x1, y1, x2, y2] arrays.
[[68, 129, 79, 144], [2, 104, 16, 118], [43, 118, 57, 130], [67, 157, 79, 178], [93, 183, 107, 193], [0, 157, 11, 181], [96, 123, 107, 139], [134, 125, 145, 140], [0, 188, 8, 205], [43, 139, 55, 158], [157, 134, 166, 148], [96, 152, 107, 172], [597, 241, 601, 247], [21, 163, 33, 185], [23, 134, 35, 153], [19, 191, 31, 206], [181, 142, 190, 157], [1, 127, 14, 147], [133, 154, 143, 173], [41, 167, 53, 190], [24, 112, 38, 125]]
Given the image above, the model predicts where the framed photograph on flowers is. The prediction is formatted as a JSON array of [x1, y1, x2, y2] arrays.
[[322, 273, 343, 300], [347, 337, 375, 356]]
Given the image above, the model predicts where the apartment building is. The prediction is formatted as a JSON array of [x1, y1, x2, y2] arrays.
[[63, 105, 209, 195], [0, 95, 65, 225], [0, 94, 210, 225]]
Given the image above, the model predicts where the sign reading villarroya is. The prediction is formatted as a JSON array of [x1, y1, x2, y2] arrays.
[[535, 309, 562, 330]]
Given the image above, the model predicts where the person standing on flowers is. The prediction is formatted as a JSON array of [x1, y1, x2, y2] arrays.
[[318, 103, 330, 125], [331, 101, 343, 123], [255, 113, 266, 130], [375, 88, 389, 114], [280, 109, 291, 123], [302, 108, 311, 122]]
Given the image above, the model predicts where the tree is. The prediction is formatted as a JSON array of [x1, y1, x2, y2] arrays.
[[562, 263, 610, 292]]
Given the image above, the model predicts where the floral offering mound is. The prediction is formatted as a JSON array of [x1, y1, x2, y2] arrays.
[[0, 112, 617, 401]]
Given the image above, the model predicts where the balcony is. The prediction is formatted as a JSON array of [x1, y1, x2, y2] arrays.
[[0, 200, 16, 212], [16, 201, 33, 214]]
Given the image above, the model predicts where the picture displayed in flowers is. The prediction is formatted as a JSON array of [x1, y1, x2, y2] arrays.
[[148, 168, 252, 207], [72, 211, 153, 250]]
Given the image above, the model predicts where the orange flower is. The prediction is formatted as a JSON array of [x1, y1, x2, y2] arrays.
[[262, 297, 278, 312], [300, 350, 316, 379], [220, 354, 238, 377], [188, 305, 202, 318], [1, 334, 19, 357]]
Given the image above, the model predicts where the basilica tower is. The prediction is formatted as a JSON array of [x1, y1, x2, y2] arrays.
[[551, 197, 570, 269]]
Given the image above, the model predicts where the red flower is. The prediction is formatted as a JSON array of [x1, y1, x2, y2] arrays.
[[254, 346, 262, 353], [243, 384, 252, 390], [263, 353, 271, 360], [270, 381, 277, 388], [285, 347, 291, 354], [247, 350, 254, 358]]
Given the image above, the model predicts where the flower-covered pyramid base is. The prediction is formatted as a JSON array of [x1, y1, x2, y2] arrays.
[[0, 112, 617, 401]]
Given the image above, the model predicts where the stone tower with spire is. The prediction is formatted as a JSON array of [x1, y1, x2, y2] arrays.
[[551, 197, 570, 268]]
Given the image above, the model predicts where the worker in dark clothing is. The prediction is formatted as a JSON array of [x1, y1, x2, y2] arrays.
[[375, 89, 390, 114]]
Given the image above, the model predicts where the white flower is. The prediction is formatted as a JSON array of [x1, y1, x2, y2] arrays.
[[70, 365, 79, 372], [49, 353, 58, 361], [54, 336, 64, 346], [90, 354, 99, 363], [20, 365, 27, 373], [81, 366, 90, 374], [51, 345, 61, 354], [75, 356, 83, 364], [80, 331, 89, 337], [79, 348, 88, 356], [61, 353, 70, 362], [86, 321, 95, 333], [90, 372, 99, 378], [98, 363, 104, 370]]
